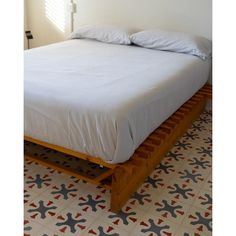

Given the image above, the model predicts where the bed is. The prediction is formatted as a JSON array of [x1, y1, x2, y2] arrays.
[[24, 39, 211, 212]]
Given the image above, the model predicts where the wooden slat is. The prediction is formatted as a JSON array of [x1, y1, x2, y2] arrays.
[[146, 137, 161, 146], [163, 121, 176, 129], [94, 169, 114, 183], [25, 153, 112, 190], [24, 136, 116, 169], [197, 84, 212, 99]]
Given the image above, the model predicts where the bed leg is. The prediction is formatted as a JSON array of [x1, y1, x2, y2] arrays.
[[110, 161, 147, 213]]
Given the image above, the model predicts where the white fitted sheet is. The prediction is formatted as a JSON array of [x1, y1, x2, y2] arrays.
[[24, 39, 210, 164]]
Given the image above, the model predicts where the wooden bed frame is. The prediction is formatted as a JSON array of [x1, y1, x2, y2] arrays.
[[24, 84, 212, 213]]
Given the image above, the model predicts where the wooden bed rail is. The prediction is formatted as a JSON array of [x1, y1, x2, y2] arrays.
[[24, 84, 212, 213]]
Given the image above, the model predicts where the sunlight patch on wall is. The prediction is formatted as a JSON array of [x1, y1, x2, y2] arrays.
[[45, 0, 66, 32]]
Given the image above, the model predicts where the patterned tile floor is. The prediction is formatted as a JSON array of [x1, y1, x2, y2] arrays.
[[24, 106, 212, 236]]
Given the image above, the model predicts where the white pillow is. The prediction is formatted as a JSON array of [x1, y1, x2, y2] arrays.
[[69, 25, 135, 45], [130, 29, 212, 60]]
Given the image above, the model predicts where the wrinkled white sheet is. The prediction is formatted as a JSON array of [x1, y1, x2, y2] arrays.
[[24, 39, 210, 163]]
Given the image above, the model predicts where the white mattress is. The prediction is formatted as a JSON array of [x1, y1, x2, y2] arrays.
[[24, 39, 210, 164]]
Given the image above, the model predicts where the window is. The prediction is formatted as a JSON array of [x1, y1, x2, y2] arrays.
[[45, 0, 66, 32]]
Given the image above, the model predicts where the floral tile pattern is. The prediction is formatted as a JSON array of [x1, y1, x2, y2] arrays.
[[24, 107, 212, 236]]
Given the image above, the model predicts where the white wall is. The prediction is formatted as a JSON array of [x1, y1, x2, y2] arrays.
[[74, 0, 212, 39], [25, 0, 212, 46], [24, 0, 28, 49], [25, 0, 72, 48]]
